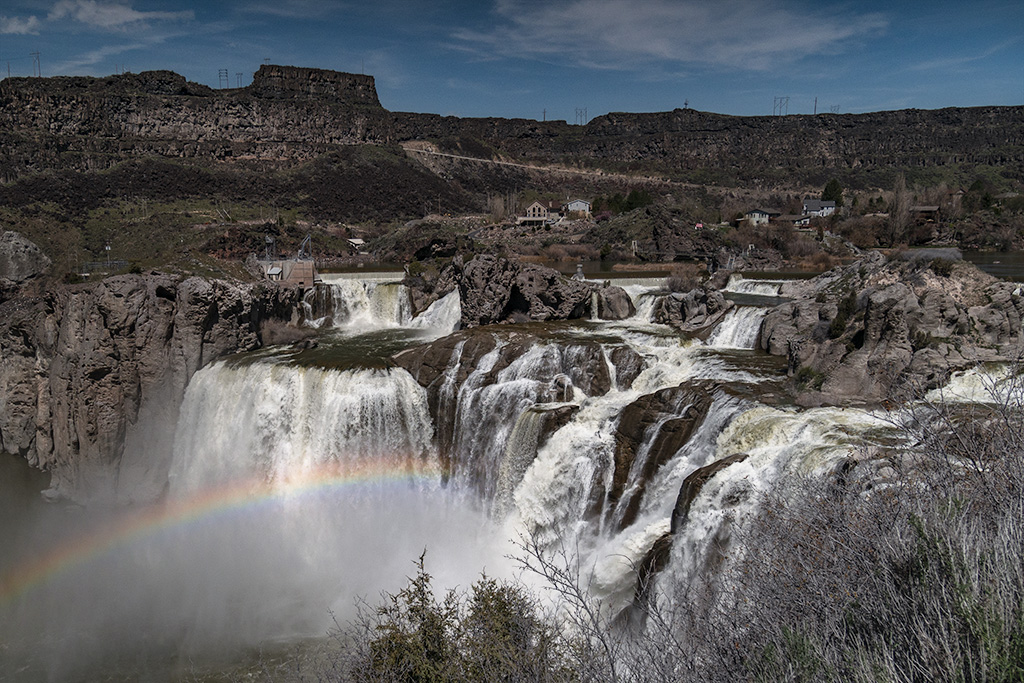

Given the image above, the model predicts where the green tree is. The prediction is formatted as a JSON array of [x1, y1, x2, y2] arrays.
[[822, 178, 844, 207]]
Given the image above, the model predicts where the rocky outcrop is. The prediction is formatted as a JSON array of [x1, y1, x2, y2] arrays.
[[249, 65, 380, 105], [759, 251, 1024, 403], [0, 231, 50, 301], [0, 274, 302, 502], [453, 255, 634, 327], [653, 288, 733, 334], [394, 327, 644, 471], [3, 67, 1020, 185], [598, 383, 717, 531]]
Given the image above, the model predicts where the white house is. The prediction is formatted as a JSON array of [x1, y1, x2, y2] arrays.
[[802, 199, 836, 217], [562, 199, 591, 215], [518, 200, 562, 225], [744, 208, 781, 226]]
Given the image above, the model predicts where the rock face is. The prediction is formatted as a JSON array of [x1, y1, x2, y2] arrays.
[[2, 66, 1021, 184], [0, 274, 302, 502], [759, 251, 1024, 403], [653, 288, 733, 334], [394, 327, 644, 474], [0, 231, 50, 301], [249, 65, 380, 105], [453, 255, 634, 327], [601, 383, 718, 531]]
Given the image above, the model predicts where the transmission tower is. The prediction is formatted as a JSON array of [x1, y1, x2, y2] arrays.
[[30, 51, 40, 77], [218, 69, 229, 89], [574, 107, 588, 125], [236, 72, 243, 87], [773, 96, 789, 116]]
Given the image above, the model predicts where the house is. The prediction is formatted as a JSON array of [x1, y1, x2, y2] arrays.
[[562, 199, 592, 216], [744, 208, 781, 226], [518, 200, 563, 225], [802, 199, 836, 217]]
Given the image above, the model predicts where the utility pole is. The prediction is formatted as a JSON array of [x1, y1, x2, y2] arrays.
[[814, 97, 818, 115], [236, 72, 243, 87], [773, 96, 789, 116], [543, 108, 546, 122], [218, 69, 228, 89]]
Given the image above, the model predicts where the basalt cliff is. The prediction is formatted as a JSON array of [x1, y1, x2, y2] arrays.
[[2, 65, 1022, 186], [0, 261, 302, 503]]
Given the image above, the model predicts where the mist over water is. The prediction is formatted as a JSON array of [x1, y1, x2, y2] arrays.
[[0, 274, 941, 680]]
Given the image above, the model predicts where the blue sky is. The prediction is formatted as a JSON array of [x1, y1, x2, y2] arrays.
[[1, 0, 1022, 120]]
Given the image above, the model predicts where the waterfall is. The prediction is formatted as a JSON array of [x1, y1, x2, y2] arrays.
[[724, 274, 796, 296], [410, 290, 461, 335], [303, 280, 412, 330], [623, 284, 660, 322], [663, 404, 897, 589], [170, 360, 437, 494], [705, 306, 766, 349]]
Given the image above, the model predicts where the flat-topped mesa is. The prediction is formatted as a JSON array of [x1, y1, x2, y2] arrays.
[[250, 64, 381, 106]]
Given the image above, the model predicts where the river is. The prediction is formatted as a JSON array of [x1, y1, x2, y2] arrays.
[[0, 268, 1005, 681]]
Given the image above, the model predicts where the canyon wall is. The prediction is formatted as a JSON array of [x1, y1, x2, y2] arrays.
[[0, 270, 302, 502], [2, 65, 1021, 183]]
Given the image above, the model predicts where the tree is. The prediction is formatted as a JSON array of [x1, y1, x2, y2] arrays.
[[822, 178, 844, 207]]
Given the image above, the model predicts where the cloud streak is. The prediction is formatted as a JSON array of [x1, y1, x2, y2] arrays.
[[1, 15, 42, 34], [454, 0, 888, 71], [47, 1, 193, 30], [908, 37, 1020, 72]]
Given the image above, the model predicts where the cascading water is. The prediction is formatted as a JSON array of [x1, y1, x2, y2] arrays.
[[705, 306, 767, 349], [724, 273, 797, 296], [303, 279, 412, 329], [0, 272, 990, 680]]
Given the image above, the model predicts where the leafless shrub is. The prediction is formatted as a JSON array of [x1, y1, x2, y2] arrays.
[[666, 263, 704, 293], [724, 368, 1024, 682]]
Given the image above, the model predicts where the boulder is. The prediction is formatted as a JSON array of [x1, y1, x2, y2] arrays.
[[454, 255, 633, 327], [653, 288, 733, 334]]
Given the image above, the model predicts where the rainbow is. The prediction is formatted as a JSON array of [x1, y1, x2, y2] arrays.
[[0, 459, 444, 605]]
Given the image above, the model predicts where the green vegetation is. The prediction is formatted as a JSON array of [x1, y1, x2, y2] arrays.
[[822, 178, 844, 207], [331, 553, 574, 682]]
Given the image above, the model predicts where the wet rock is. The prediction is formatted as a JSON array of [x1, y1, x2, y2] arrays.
[[758, 253, 1024, 404], [592, 284, 636, 320], [670, 452, 751, 534], [0, 274, 302, 502], [601, 383, 717, 531], [653, 287, 733, 334]]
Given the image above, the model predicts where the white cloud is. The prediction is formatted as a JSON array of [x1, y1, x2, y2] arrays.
[[908, 37, 1020, 72], [0, 15, 42, 34], [240, 0, 351, 19], [47, 1, 193, 29], [455, 0, 888, 71]]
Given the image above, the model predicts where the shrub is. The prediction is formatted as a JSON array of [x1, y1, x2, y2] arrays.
[[666, 263, 704, 292]]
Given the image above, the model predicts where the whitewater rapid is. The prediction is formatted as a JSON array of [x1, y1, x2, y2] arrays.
[[0, 272, 943, 679]]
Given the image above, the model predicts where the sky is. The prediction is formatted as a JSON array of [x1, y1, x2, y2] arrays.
[[1, 0, 1022, 121]]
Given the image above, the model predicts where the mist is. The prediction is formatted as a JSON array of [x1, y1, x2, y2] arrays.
[[0, 476, 515, 680]]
